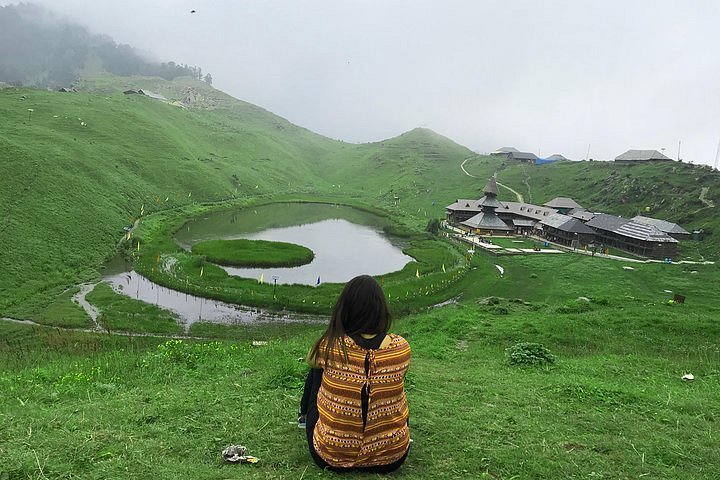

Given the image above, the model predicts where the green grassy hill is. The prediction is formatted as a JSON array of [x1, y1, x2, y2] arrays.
[[2, 75, 720, 479], [0, 78, 477, 316]]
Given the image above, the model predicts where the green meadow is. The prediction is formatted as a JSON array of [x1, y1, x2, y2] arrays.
[[192, 239, 315, 268], [1, 75, 720, 478]]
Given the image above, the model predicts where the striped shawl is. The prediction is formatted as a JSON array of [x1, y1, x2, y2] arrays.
[[313, 334, 411, 468]]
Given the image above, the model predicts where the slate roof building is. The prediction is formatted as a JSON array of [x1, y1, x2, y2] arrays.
[[570, 210, 596, 222], [614, 149, 673, 163], [446, 189, 686, 259], [490, 147, 519, 157], [497, 201, 556, 222], [538, 213, 595, 247], [631, 216, 691, 240], [543, 197, 584, 214], [506, 151, 538, 165], [459, 177, 513, 234], [586, 214, 678, 259]]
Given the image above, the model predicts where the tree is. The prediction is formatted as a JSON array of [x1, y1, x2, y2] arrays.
[[204, 73, 213, 85]]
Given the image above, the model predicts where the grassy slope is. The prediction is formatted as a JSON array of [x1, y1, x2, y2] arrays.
[[1, 296, 718, 479], [2, 74, 720, 478], [0, 78, 479, 316]]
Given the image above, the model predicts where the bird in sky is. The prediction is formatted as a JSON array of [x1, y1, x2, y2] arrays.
[[191, 10, 196, 14]]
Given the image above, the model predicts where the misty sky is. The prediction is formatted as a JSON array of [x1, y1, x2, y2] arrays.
[[5, 0, 720, 165]]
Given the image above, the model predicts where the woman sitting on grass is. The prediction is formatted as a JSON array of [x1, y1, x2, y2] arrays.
[[299, 275, 411, 473]]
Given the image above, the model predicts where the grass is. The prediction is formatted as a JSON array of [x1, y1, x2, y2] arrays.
[[129, 200, 471, 317], [192, 238, 314, 268], [85, 283, 183, 335], [1, 299, 718, 479], [20, 286, 91, 328], [2, 74, 720, 478]]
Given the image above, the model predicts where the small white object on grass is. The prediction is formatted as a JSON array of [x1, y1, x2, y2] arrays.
[[622, 266, 634, 270], [495, 264, 504, 276], [681, 373, 695, 381], [251, 341, 268, 347]]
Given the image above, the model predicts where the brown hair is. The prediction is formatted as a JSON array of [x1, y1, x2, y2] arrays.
[[309, 275, 392, 366]]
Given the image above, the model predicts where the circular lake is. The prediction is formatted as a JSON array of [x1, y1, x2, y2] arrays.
[[174, 203, 414, 286]]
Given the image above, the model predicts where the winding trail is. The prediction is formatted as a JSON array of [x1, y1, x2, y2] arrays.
[[72, 283, 102, 331], [699, 187, 715, 208], [495, 181, 524, 203], [0, 316, 215, 341], [459, 157, 524, 202]]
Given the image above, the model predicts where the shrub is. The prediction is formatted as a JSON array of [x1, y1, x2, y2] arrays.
[[478, 296, 501, 306], [506, 342, 556, 366], [191, 255, 207, 267], [426, 218, 441, 235], [556, 299, 592, 314]]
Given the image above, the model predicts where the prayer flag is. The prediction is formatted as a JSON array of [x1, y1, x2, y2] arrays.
[[200, 267, 204, 277], [442, 263, 446, 273], [416, 269, 420, 278], [259, 273, 264, 284], [316, 276, 321, 286], [137, 241, 140, 251]]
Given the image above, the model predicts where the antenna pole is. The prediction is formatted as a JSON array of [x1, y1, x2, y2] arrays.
[[677, 140, 681, 161], [585, 143, 591, 161], [714, 138, 720, 170]]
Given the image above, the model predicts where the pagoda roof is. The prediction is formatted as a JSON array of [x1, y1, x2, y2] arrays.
[[461, 212, 512, 231]]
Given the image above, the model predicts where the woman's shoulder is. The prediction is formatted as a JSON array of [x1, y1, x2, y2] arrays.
[[387, 333, 410, 349]]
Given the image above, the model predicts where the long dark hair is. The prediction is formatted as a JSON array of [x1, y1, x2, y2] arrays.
[[309, 275, 392, 366]]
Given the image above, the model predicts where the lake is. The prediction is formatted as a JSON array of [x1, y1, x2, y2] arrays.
[[174, 203, 414, 285]]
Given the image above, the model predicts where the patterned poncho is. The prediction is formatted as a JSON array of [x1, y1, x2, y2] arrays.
[[312, 334, 411, 468]]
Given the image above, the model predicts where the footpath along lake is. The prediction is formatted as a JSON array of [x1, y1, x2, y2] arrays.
[[101, 203, 414, 328]]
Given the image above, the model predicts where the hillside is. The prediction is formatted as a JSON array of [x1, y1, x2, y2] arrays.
[[0, 3, 205, 88], [0, 80, 477, 317]]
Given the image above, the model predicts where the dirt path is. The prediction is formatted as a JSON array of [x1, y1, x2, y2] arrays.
[[699, 187, 715, 208], [0, 316, 216, 341], [495, 181, 524, 203], [72, 283, 102, 331], [460, 157, 525, 202], [459, 157, 479, 178]]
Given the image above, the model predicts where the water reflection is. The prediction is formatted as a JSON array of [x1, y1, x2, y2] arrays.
[[104, 271, 325, 331], [175, 203, 413, 286], [223, 219, 412, 285]]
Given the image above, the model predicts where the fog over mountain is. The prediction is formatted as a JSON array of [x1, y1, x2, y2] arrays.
[[2, 0, 719, 166]]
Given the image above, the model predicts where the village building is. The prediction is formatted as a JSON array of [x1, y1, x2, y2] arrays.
[[506, 151, 538, 165], [543, 197, 584, 214], [123, 89, 168, 101], [459, 177, 513, 235], [496, 201, 556, 234], [446, 185, 686, 259], [537, 213, 595, 247], [585, 214, 678, 259], [490, 147, 519, 157], [614, 149, 673, 164], [631, 215, 691, 240], [570, 210, 596, 222]]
